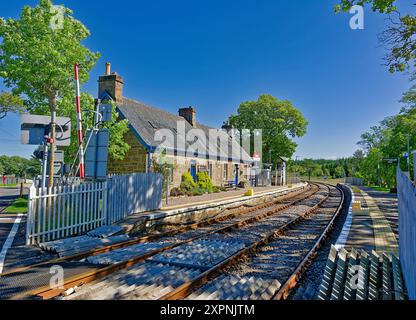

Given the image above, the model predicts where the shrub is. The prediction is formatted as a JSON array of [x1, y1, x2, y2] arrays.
[[196, 172, 213, 192], [170, 187, 185, 197], [238, 180, 249, 188], [190, 187, 205, 196], [180, 172, 196, 192], [212, 186, 221, 193]]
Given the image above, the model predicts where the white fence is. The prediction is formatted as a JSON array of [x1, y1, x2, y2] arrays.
[[26, 182, 107, 245], [345, 177, 363, 186], [397, 168, 416, 300], [26, 173, 162, 245], [106, 173, 163, 225]]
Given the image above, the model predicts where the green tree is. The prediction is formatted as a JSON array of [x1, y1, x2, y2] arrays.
[[353, 149, 365, 160], [0, 92, 25, 120], [312, 166, 324, 178], [336, 1, 415, 74], [31, 92, 130, 164], [0, 155, 28, 177], [0, 155, 42, 178], [361, 148, 382, 185], [25, 158, 42, 178], [302, 159, 319, 181], [335, 0, 397, 14], [334, 166, 346, 179], [228, 95, 308, 164], [0, 1, 130, 178], [0, 0, 100, 184]]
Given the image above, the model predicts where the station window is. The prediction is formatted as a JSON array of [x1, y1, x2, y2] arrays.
[[223, 164, 228, 181]]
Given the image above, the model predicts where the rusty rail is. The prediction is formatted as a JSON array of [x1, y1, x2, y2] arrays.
[[159, 185, 334, 300], [9, 185, 320, 300], [273, 183, 345, 300], [1, 185, 310, 279]]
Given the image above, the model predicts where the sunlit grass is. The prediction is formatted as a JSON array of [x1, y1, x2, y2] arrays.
[[368, 186, 391, 193], [3, 197, 28, 214]]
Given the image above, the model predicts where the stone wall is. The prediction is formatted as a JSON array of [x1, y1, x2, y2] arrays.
[[109, 129, 251, 188], [108, 131, 147, 174], [155, 155, 250, 189]]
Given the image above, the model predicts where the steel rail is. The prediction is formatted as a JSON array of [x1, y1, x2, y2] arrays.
[[1, 185, 310, 278], [9, 184, 321, 300], [159, 184, 334, 300], [273, 183, 345, 300]]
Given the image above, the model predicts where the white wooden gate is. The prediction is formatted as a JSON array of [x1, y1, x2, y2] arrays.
[[26, 182, 107, 245], [106, 173, 163, 224]]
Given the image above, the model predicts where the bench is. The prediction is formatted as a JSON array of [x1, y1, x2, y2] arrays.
[[223, 181, 237, 190]]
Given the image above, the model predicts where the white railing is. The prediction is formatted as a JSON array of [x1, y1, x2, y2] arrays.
[[397, 168, 416, 300], [106, 173, 163, 225], [26, 173, 163, 245], [26, 182, 107, 245], [345, 177, 363, 186]]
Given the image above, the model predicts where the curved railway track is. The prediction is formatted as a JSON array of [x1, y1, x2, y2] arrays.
[[64, 183, 343, 301], [0, 183, 344, 300]]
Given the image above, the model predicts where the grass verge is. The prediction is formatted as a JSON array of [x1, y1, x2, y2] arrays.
[[368, 186, 391, 193], [3, 197, 28, 214]]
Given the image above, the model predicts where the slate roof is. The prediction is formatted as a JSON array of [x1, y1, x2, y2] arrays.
[[117, 97, 253, 164]]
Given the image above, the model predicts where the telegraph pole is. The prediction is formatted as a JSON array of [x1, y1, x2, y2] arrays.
[[48, 101, 57, 188]]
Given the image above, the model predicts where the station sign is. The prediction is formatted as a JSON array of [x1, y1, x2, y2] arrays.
[[21, 114, 71, 146], [253, 152, 261, 162]]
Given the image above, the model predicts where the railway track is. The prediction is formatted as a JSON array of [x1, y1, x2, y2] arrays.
[[0, 183, 344, 300], [62, 183, 343, 301], [0, 183, 312, 299]]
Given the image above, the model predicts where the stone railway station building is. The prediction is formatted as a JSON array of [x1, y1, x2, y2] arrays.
[[98, 64, 254, 190]]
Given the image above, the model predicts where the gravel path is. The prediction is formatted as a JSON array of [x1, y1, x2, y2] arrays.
[[163, 185, 304, 209]]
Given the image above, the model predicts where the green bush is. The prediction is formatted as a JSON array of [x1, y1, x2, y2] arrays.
[[196, 172, 213, 192], [212, 186, 221, 193], [190, 187, 205, 196], [180, 172, 196, 192], [170, 187, 185, 197]]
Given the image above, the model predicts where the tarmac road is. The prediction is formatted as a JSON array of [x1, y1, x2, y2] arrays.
[[0, 187, 21, 213], [0, 187, 33, 273]]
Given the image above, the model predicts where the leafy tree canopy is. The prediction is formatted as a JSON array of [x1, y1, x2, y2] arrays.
[[0, 91, 25, 119], [0, 0, 100, 112], [336, 1, 415, 73], [335, 0, 397, 13], [0, 155, 41, 178], [228, 94, 308, 162], [0, 1, 130, 163]]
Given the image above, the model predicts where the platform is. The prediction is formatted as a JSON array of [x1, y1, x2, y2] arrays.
[[116, 183, 307, 234], [335, 185, 399, 255]]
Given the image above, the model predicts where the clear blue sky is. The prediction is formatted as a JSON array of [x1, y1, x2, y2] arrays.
[[0, 0, 413, 159]]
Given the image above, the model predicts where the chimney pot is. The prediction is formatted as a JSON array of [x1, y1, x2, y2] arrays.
[[179, 107, 197, 126], [98, 63, 124, 103]]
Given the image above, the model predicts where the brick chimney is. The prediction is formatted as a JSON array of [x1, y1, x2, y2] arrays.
[[179, 107, 196, 126], [98, 63, 124, 103], [222, 121, 233, 133]]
